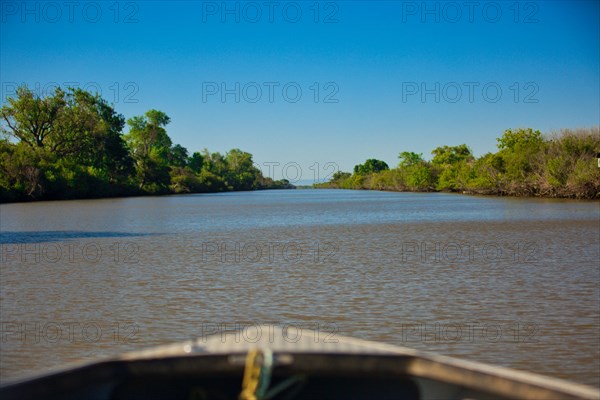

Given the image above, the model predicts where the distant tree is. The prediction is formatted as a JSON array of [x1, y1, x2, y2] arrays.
[[466, 152, 503, 192], [226, 148, 254, 172], [398, 152, 424, 167], [431, 144, 473, 165], [226, 148, 260, 190], [169, 144, 189, 168], [170, 166, 202, 194], [79, 90, 133, 184], [497, 128, 542, 151], [188, 152, 204, 173], [496, 128, 545, 185], [203, 151, 228, 176], [430, 144, 474, 191], [406, 164, 433, 189], [354, 159, 389, 175], [332, 171, 351, 181], [126, 109, 173, 191], [126, 111, 172, 158], [396, 152, 434, 190]]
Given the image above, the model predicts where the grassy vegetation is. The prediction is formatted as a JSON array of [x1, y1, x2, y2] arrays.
[[0, 87, 293, 203], [316, 127, 600, 199]]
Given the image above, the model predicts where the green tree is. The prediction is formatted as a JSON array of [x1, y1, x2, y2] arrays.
[[188, 152, 204, 173], [431, 144, 474, 191], [465, 153, 502, 193], [497, 128, 542, 151], [0, 139, 48, 200], [496, 128, 545, 189], [126, 110, 173, 191], [203, 151, 228, 176], [332, 171, 351, 181], [0, 86, 66, 150], [354, 159, 389, 175], [70, 89, 133, 184], [0, 87, 295, 202], [169, 144, 189, 168], [1, 86, 134, 198], [170, 167, 202, 193], [431, 144, 473, 165], [396, 152, 433, 190], [405, 164, 434, 189], [398, 152, 424, 167], [226, 148, 260, 190]]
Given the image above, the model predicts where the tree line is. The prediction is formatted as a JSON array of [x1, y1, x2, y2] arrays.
[[317, 127, 600, 199], [0, 87, 293, 203]]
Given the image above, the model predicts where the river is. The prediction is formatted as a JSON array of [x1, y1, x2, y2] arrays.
[[0, 189, 598, 386]]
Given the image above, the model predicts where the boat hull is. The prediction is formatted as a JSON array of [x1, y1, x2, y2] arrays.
[[2, 325, 598, 400]]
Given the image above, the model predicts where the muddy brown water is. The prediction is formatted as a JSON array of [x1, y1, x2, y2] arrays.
[[1, 190, 598, 386]]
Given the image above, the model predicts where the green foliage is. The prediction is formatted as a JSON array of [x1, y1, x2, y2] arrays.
[[225, 148, 260, 190], [465, 153, 501, 192], [431, 144, 473, 165], [188, 152, 204, 173], [353, 159, 389, 175], [397, 152, 435, 190], [125, 110, 173, 191], [3, 87, 597, 201], [405, 164, 434, 189], [430, 144, 474, 191], [497, 128, 543, 150], [318, 127, 599, 199], [398, 152, 424, 167], [169, 144, 189, 168], [0, 140, 48, 200], [170, 167, 202, 193], [0, 85, 66, 149], [332, 171, 351, 181], [546, 156, 569, 186], [0, 87, 294, 202], [262, 178, 294, 189]]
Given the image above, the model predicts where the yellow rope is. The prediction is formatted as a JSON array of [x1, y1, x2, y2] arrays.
[[239, 349, 262, 400]]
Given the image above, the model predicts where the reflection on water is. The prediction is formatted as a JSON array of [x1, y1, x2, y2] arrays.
[[0, 190, 599, 387]]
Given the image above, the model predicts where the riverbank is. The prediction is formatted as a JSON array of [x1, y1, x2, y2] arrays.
[[0, 184, 296, 204], [0, 87, 297, 204], [315, 127, 600, 200], [313, 184, 599, 200]]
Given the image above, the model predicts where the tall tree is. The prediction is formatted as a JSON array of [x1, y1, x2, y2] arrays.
[[0, 86, 133, 197], [226, 148, 260, 190], [93, 95, 134, 184], [126, 110, 172, 191], [0, 86, 66, 149]]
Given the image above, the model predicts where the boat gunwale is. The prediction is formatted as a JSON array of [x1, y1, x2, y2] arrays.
[[1, 326, 599, 400]]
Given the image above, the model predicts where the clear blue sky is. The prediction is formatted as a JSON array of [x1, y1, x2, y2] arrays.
[[1, 1, 599, 182]]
